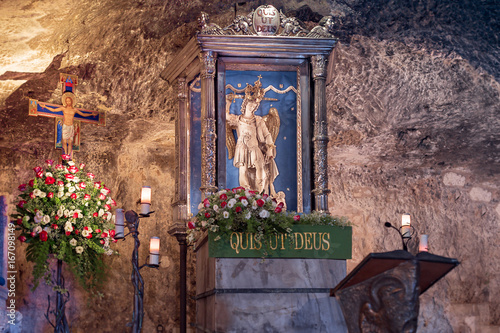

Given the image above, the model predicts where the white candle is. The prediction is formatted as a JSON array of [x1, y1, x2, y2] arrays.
[[141, 186, 151, 214], [419, 235, 429, 252], [149, 236, 160, 266], [115, 208, 125, 239], [401, 214, 411, 238]]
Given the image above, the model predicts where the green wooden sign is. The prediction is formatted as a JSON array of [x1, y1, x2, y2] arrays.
[[208, 225, 352, 259]]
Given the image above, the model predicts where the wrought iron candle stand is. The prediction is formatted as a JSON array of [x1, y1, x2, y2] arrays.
[[45, 259, 70, 333], [384, 221, 416, 252], [115, 209, 159, 333]]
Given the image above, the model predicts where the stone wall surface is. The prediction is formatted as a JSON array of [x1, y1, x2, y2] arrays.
[[0, 0, 499, 332]]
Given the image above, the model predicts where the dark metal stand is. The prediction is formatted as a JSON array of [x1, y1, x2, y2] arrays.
[[45, 259, 70, 333], [168, 225, 188, 333], [384, 222, 415, 252], [119, 210, 159, 333]]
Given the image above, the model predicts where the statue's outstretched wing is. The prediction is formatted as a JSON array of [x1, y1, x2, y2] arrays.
[[263, 107, 280, 144], [226, 122, 237, 160]]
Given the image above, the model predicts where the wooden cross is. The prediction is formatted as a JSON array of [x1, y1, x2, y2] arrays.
[[28, 73, 105, 159]]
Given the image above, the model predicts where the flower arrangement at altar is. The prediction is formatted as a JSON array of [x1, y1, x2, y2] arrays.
[[12, 156, 117, 291], [187, 186, 350, 245]]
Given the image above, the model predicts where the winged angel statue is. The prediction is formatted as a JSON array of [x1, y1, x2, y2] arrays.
[[226, 77, 281, 197]]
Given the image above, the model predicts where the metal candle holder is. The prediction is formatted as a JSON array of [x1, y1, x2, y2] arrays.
[[384, 221, 416, 252], [115, 209, 159, 333]]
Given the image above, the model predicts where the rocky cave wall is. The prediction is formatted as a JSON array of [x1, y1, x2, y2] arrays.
[[0, 0, 499, 332]]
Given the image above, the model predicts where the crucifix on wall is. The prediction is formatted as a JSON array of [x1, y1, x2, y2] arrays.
[[28, 73, 106, 159]]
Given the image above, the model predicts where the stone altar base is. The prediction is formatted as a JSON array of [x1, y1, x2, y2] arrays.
[[195, 236, 348, 333]]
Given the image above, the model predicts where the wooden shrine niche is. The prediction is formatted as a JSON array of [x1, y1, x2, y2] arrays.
[[162, 5, 337, 225]]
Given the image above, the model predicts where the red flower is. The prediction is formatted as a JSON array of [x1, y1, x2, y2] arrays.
[[73, 212, 79, 219], [203, 198, 210, 208], [61, 154, 71, 160], [47, 192, 54, 198], [55, 215, 59, 220], [45, 176, 55, 185], [16, 219, 22, 225], [68, 166, 79, 173], [75, 230, 80, 235], [101, 232, 108, 238], [205, 212, 211, 218], [95, 229, 101, 233], [111, 199, 117, 206], [86, 234, 93, 239], [65, 232, 71, 236], [93, 212, 98, 217], [52, 224, 58, 229], [55, 164, 64, 170], [257, 199, 265, 207], [18, 236, 26, 242], [100, 239, 105, 245], [65, 174, 74, 180], [113, 239, 118, 243], [17, 200, 26, 208], [102, 187, 110, 195], [30, 232, 36, 238], [84, 226, 89, 230], [33, 166, 42, 174], [274, 207, 282, 213], [188, 221, 196, 229], [29, 192, 35, 199], [84, 194, 91, 200], [78, 182, 86, 189], [57, 181, 64, 187], [36, 171, 44, 178], [39, 231, 48, 242], [102, 213, 108, 220], [99, 193, 106, 200], [262, 194, 269, 200], [45, 159, 54, 166], [18, 184, 27, 191], [94, 181, 101, 189], [87, 172, 95, 180], [28, 179, 34, 187], [219, 193, 228, 200], [220, 201, 227, 208], [235, 206, 242, 213], [293, 215, 300, 222], [239, 196, 247, 202], [79, 163, 85, 169], [109, 230, 115, 237], [70, 193, 77, 199], [104, 204, 111, 211], [277, 202, 284, 208]]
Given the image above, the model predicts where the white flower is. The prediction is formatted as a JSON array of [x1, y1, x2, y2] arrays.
[[70, 206, 76, 210], [57, 209, 64, 217], [245, 212, 251, 220], [68, 186, 76, 193], [223, 211, 230, 218], [33, 189, 42, 196], [34, 211, 43, 223], [42, 215, 50, 225], [217, 190, 226, 196], [75, 246, 84, 254], [235, 194, 240, 199], [241, 199, 248, 207], [39, 192, 46, 198], [98, 209, 104, 217], [105, 249, 113, 256], [58, 181, 64, 187], [252, 201, 258, 210], [106, 198, 113, 205], [107, 213, 112, 221], [67, 161, 75, 166], [198, 202, 203, 210], [259, 210, 270, 218], [72, 177, 80, 183], [57, 192, 64, 198], [23, 215, 30, 222], [69, 239, 77, 246], [255, 194, 262, 199], [81, 229, 90, 237], [64, 210, 70, 217], [34, 226, 42, 234], [228, 198, 237, 208], [213, 205, 219, 212], [64, 223, 74, 232], [45, 172, 53, 177]]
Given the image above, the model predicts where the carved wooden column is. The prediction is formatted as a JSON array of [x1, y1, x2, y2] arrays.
[[311, 54, 331, 213], [199, 50, 218, 198], [168, 77, 188, 333]]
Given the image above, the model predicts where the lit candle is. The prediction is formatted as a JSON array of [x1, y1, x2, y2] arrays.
[[419, 235, 429, 252], [141, 186, 151, 214], [401, 214, 411, 238], [149, 236, 160, 266], [115, 208, 125, 239]]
